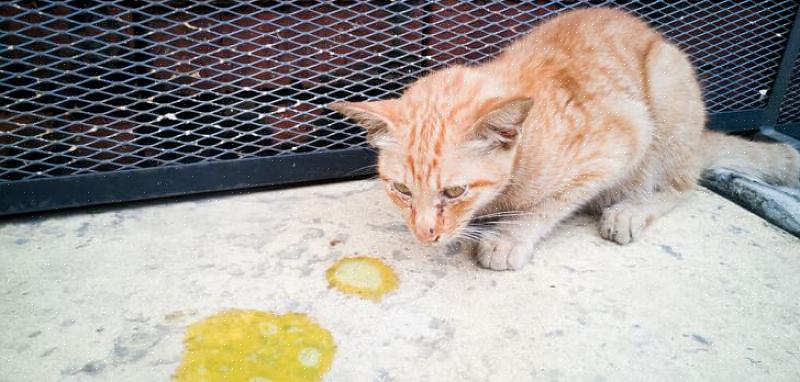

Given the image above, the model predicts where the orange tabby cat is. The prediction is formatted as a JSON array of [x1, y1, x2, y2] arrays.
[[330, 8, 800, 270]]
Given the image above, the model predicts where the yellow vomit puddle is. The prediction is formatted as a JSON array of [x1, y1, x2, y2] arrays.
[[326, 256, 399, 301], [174, 309, 335, 382]]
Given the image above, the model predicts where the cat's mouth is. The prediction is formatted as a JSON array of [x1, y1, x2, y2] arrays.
[[413, 232, 444, 246], [408, 218, 481, 247], [411, 228, 455, 247], [431, 222, 477, 246]]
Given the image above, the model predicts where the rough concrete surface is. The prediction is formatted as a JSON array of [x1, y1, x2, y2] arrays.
[[1, 180, 799, 381]]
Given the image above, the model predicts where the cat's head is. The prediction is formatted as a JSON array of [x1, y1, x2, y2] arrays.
[[330, 67, 532, 245]]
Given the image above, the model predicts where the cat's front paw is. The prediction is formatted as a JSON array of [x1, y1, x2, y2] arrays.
[[475, 238, 532, 271], [599, 204, 649, 245]]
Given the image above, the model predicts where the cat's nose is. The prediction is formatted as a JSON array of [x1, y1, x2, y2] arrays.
[[413, 208, 440, 245], [414, 227, 440, 245]]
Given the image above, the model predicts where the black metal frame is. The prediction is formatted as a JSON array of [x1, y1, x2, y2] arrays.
[[766, 9, 800, 134], [775, 123, 800, 137], [0, 147, 373, 215], [2, 2, 800, 216]]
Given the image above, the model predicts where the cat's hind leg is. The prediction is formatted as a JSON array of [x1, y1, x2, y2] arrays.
[[596, 37, 707, 246], [599, 190, 686, 245]]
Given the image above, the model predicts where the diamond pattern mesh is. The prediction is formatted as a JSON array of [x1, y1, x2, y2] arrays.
[[1, 0, 797, 182], [778, 58, 800, 125]]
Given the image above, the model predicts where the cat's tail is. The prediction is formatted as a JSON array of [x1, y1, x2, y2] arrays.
[[644, 38, 800, 187], [701, 131, 800, 187]]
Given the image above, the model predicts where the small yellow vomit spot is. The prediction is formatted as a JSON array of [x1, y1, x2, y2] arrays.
[[174, 309, 335, 382], [326, 256, 399, 301]]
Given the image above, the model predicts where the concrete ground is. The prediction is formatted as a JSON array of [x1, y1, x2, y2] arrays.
[[1, 180, 799, 381]]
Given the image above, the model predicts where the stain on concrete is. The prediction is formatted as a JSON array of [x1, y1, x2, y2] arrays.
[[41, 226, 66, 239], [391, 250, 409, 261], [329, 233, 348, 247], [75, 222, 90, 237], [277, 244, 308, 260], [728, 225, 745, 235], [122, 312, 149, 323], [745, 357, 762, 365], [113, 326, 167, 364], [544, 329, 565, 337], [374, 368, 393, 382], [27, 330, 41, 338], [561, 265, 596, 274], [111, 212, 126, 227], [411, 320, 455, 359], [302, 228, 325, 240], [545, 368, 563, 379], [165, 310, 197, 323], [368, 222, 408, 233], [64, 360, 106, 376], [429, 318, 444, 330], [40, 347, 57, 357], [691, 334, 712, 346], [504, 328, 519, 339], [75, 237, 94, 249], [659, 245, 683, 260], [12, 342, 30, 352]]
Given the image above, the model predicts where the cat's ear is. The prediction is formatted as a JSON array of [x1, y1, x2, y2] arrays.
[[473, 98, 533, 149], [328, 100, 399, 146]]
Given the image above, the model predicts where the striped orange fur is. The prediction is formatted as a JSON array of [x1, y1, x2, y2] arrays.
[[330, 8, 800, 270]]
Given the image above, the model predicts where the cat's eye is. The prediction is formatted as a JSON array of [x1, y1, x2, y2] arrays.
[[443, 185, 467, 199], [393, 182, 412, 196]]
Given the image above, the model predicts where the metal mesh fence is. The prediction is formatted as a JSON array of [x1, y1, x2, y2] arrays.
[[1, 0, 798, 183], [778, 58, 800, 125]]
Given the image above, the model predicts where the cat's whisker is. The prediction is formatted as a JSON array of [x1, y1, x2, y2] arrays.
[[346, 164, 379, 176], [461, 224, 501, 242], [482, 221, 522, 226], [474, 211, 535, 219], [456, 232, 482, 242], [454, 229, 475, 240], [476, 210, 526, 217], [459, 227, 480, 236]]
